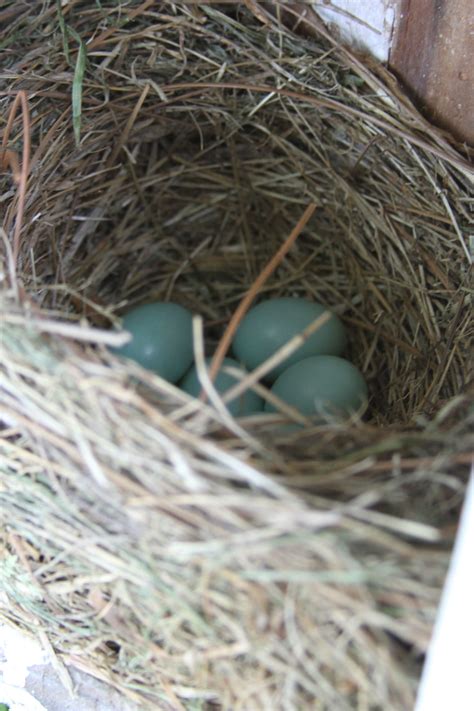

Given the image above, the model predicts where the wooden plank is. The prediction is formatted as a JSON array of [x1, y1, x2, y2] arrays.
[[390, 0, 474, 145]]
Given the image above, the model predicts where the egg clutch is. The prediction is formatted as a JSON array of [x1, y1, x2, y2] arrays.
[[112, 297, 368, 425]]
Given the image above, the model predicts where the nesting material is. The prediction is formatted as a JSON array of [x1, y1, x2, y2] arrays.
[[0, 2, 473, 709]]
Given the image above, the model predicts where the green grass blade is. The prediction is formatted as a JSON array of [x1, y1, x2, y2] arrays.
[[56, 0, 70, 64], [69, 29, 86, 147]]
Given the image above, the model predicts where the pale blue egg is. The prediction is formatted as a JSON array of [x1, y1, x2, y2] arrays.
[[113, 302, 193, 382], [266, 355, 368, 420], [232, 298, 347, 381]]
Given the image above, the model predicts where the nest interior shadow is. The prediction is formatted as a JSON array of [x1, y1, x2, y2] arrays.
[[0, 2, 472, 710]]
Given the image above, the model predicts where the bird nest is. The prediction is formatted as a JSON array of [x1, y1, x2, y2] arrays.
[[0, 2, 472, 709]]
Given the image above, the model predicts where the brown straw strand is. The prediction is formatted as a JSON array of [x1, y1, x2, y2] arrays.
[[1, 90, 31, 285], [208, 202, 317, 386]]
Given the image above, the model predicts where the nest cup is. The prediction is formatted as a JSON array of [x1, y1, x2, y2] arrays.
[[1, 3, 472, 710]]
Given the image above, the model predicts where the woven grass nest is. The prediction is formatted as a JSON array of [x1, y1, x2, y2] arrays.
[[1, 2, 473, 709]]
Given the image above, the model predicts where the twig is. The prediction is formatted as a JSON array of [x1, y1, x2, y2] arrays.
[[208, 203, 317, 385]]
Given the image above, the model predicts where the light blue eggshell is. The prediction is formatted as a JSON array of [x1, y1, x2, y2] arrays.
[[232, 297, 347, 381], [113, 302, 193, 382], [180, 357, 263, 416], [265, 355, 368, 420]]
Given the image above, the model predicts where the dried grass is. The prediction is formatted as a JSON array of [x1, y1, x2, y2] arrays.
[[0, 2, 473, 709]]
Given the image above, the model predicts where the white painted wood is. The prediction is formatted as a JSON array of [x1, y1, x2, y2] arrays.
[[0, 683, 47, 711], [312, 0, 397, 61], [415, 470, 474, 711], [0, 622, 137, 710]]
